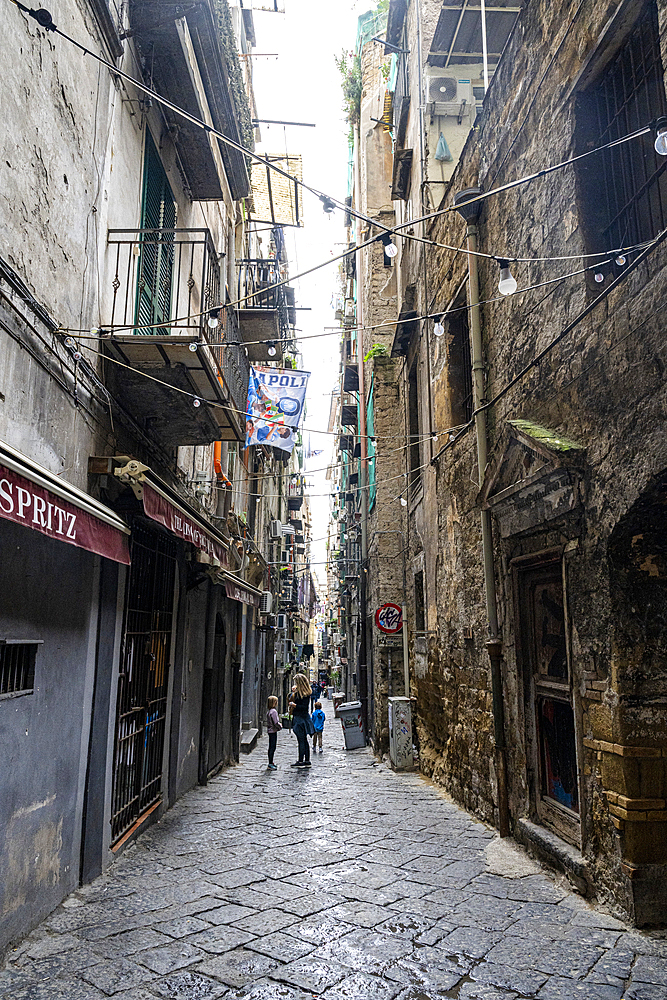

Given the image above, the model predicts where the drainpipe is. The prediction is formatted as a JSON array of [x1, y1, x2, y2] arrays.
[[453, 188, 510, 837], [354, 118, 372, 738]]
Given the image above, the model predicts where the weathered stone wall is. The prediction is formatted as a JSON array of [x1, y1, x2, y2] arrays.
[[366, 357, 408, 752], [389, 0, 667, 922]]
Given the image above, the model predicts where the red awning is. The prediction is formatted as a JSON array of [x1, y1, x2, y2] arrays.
[[142, 482, 230, 567], [223, 576, 261, 608], [0, 441, 130, 564]]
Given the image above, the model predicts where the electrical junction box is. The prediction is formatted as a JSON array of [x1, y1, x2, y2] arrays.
[[388, 697, 414, 771]]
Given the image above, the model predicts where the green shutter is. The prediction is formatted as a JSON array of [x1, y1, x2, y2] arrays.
[[135, 132, 176, 334]]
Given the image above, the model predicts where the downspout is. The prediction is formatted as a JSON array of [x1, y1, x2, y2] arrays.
[[454, 188, 509, 837], [415, 0, 434, 460]]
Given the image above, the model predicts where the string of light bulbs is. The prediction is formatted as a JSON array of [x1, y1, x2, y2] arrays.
[[81, 339, 451, 444], [14, 0, 666, 337], [430, 223, 667, 466]]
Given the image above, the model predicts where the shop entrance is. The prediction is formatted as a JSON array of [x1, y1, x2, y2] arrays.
[[111, 523, 177, 842]]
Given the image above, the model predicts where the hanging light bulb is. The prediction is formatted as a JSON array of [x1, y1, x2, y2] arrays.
[[594, 271, 605, 283], [207, 308, 220, 330], [320, 196, 336, 214], [433, 317, 445, 337], [379, 232, 398, 258], [267, 341, 277, 357], [497, 259, 517, 296], [399, 497, 408, 507], [615, 254, 627, 266], [193, 397, 201, 408], [188, 342, 199, 352], [654, 117, 667, 156]]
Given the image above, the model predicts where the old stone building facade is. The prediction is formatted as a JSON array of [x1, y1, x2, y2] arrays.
[[0, 0, 314, 954], [337, 0, 667, 925]]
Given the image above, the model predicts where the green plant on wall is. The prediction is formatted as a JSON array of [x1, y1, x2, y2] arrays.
[[364, 343, 389, 361], [335, 49, 362, 132]]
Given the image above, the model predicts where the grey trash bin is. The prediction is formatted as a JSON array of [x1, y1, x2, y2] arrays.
[[338, 701, 365, 750]]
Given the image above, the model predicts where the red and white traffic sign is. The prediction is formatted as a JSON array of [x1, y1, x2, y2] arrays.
[[374, 603, 403, 634]]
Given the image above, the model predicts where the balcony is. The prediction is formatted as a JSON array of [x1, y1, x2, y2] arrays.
[[236, 259, 294, 362], [104, 228, 249, 448], [128, 0, 249, 201]]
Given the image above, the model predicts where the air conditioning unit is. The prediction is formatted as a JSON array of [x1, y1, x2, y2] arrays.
[[333, 632, 342, 643], [427, 73, 472, 106], [276, 613, 287, 630], [259, 591, 273, 615], [270, 520, 282, 539]]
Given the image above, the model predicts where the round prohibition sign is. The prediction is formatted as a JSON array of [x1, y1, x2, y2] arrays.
[[374, 602, 403, 634]]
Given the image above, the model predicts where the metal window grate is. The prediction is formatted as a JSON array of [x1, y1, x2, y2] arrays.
[[593, 2, 667, 249], [111, 524, 177, 843], [0, 641, 40, 697]]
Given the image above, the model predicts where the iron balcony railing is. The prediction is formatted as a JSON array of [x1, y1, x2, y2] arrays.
[[236, 258, 292, 342], [108, 228, 220, 336], [217, 306, 250, 424], [106, 228, 249, 420]]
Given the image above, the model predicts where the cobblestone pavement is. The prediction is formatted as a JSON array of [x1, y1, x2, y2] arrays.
[[3, 705, 667, 1000]]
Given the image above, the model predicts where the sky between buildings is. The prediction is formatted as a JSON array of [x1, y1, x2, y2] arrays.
[[250, 0, 375, 595]]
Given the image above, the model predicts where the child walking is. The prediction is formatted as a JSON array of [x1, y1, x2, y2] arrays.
[[311, 701, 325, 752], [266, 696, 282, 770]]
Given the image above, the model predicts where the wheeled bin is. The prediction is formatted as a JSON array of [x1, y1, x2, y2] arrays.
[[338, 701, 365, 750]]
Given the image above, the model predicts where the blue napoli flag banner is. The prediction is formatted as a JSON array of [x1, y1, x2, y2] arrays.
[[245, 365, 310, 453]]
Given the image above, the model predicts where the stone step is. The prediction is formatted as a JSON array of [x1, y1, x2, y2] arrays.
[[240, 728, 259, 753]]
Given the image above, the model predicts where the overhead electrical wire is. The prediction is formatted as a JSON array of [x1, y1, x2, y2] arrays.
[[8, 0, 662, 338], [59, 246, 642, 349], [202, 430, 438, 487], [430, 224, 667, 466], [83, 339, 451, 444], [8, 0, 666, 535]]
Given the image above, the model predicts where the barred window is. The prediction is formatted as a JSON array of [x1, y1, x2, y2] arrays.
[[0, 641, 41, 698], [577, 1, 667, 251]]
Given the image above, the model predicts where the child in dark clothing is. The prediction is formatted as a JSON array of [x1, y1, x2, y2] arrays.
[[266, 696, 282, 770], [311, 701, 325, 752]]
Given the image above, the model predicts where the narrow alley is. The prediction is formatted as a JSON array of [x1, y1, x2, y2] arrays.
[[2, 696, 666, 1000]]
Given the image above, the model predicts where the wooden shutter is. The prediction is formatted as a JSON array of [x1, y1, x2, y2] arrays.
[[135, 132, 176, 334]]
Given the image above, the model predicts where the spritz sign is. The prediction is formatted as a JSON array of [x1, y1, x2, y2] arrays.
[[374, 602, 403, 634]]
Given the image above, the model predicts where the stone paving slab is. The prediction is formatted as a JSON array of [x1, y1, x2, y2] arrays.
[[4, 722, 667, 998]]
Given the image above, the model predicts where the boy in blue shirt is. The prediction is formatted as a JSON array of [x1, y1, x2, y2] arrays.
[[311, 701, 326, 752]]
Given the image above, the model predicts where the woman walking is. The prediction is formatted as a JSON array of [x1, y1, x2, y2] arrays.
[[289, 673, 313, 768]]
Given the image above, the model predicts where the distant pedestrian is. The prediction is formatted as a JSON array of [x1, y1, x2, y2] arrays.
[[311, 701, 325, 752], [266, 696, 282, 771], [310, 680, 321, 711], [289, 673, 313, 767]]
